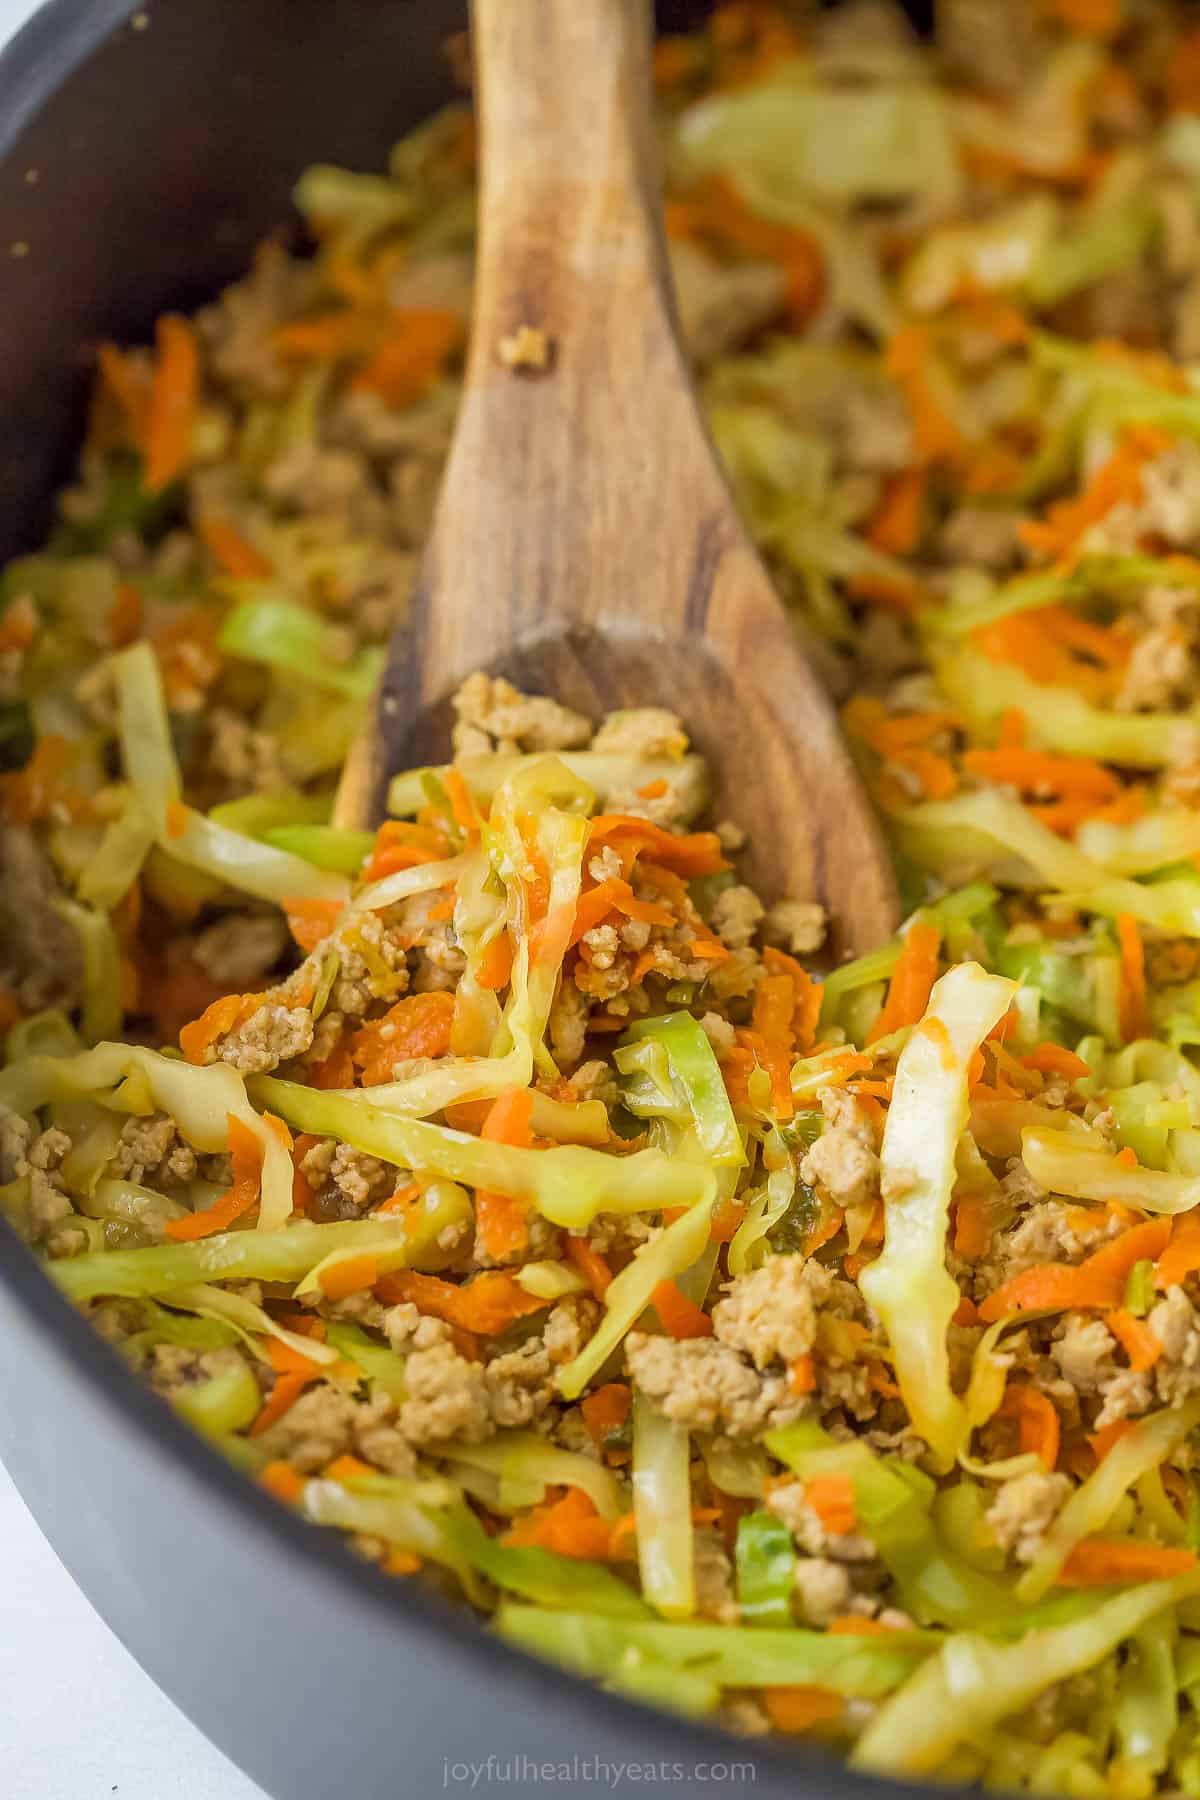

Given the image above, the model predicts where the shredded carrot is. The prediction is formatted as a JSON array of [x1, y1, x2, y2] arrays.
[[284, 896, 344, 953], [442, 766, 481, 836], [198, 515, 272, 580], [0, 733, 90, 826], [259, 1461, 306, 1506], [828, 1616, 894, 1637], [564, 1234, 613, 1300], [979, 1218, 1173, 1322], [651, 1279, 713, 1339], [379, 1268, 547, 1336], [586, 815, 727, 879], [885, 326, 965, 464], [1117, 913, 1150, 1042], [763, 1686, 843, 1733], [710, 1197, 748, 1244], [163, 1113, 263, 1240], [668, 174, 824, 326], [109, 580, 143, 648], [997, 1383, 1061, 1470], [953, 1191, 994, 1260], [95, 340, 152, 450], [1058, 1538, 1197, 1587], [581, 1383, 631, 1451], [1107, 1308, 1163, 1373], [474, 1088, 536, 1260], [867, 922, 940, 1045], [323, 1454, 375, 1484], [179, 992, 257, 1065], [866, 469, 927, 557], [1157, 1215, 1200, 1290], [504, 1488, 618, 1561], [953, 1294, 980, 1327], [1021, 1044, 1092, 1080], [805, 1473, 856, 1535], [352, 308, 462, 409], [964, 747, 1120, 805], [1042, 0, 1122, 36], [318, 1253, 380, 1301], [350, 991, 456, 1085], [789, 1352, 817, 1395], [1020, 428, 1173, 564], [250, 1371, 311, 1437], [1088, 1419, 1135, 1463], [144, 314, 199, 493], [475, 931, 514, 992], [1168, 24, 1200, 112]]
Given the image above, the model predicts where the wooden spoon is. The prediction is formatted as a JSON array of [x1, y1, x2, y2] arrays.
[[336, 0, 898, 956]]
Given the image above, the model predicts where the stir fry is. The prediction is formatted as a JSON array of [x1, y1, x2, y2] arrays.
[[14, 0, 1200, 1786]]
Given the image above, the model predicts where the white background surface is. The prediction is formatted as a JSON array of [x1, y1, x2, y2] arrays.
[[0, 0, 265, 1792]]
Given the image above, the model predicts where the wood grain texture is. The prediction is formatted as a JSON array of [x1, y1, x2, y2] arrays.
[[339, 0, 899, 956]]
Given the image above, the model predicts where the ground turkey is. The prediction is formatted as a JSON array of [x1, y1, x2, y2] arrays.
[[624, 1332, 806, 1438], [711, 1254, 819, 1370]]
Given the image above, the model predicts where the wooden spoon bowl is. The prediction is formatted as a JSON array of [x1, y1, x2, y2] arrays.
[[338, 0, 898, 957]]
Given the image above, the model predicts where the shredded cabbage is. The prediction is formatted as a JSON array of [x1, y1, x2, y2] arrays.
[[632, 1391, 695, 1620], [852, 1572, 1200, 1778], [862, 964, 1016, 1467]]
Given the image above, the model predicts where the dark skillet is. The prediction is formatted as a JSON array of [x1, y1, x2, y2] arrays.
[[0, 3, 934, 1795]]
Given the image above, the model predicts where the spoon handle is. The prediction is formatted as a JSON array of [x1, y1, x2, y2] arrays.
[[418, 0, 719, 672]]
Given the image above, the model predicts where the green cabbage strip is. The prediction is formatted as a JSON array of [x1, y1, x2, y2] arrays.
[[923, 555, 1200, 641], [901, 193, 1058, 314], [387, 752, 710, 826], [49, 1216, 437, 1304], [1077, 809, 1200, 877], [619, 1012, 744, 1167], [555, 1198, 715, 1401], [50, 899, 122, 1043], [1027, 197, 1157, 309], [862, 964, 1016, 1468], [250, 1074, 713, 1231], [735, 1511, 795, 1626], [0, 1040, 294, 1232], [163, 1282, 343, 1368], [262, 825, 375, 874], [1021, 1126, 1200, 1216], [898, 790, 1200, 935], [676, 77, 959, 208], [430, 1431, 626, 1520], [113, 643, 348, 906], [1114, 1613, 1177, 1784], [305, 1481, 648, 1619], [323, 1322, 408, 1399], [495, 1608, 931, 1696], [1018, 1399, 1200, 1604], [76, 787, 156, 910], [632, 1390, 694, 1620], [172, 1363, 262, 1439], [302, 1478, 488, 1604], [766, 1419, 1032, 1631], [851, 1572, 1200, 1778], [217, 595, 383, 700], [486, 757, 589, 1079], [932, 646, 1182, 768]]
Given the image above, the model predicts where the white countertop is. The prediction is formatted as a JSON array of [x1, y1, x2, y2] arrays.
[[0, 1, 263, 1793]]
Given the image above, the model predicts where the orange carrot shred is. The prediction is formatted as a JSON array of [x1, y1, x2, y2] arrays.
[[1107, 1309, 1163, 1373], [651, 1279, 713, 1339], [259, 1461, 306, 1505], [581, 1383, 631, 1450], [997, 1382, 1061, 1470], [867, 923, 940, 1045], [564, 1234, 613, 1299], [789, 1352, 817, 1395], [318, 1254, 380, 1301], [805, 1473, 856, 1535], [763, 1687, 843, 1733], [1058, 1538, 1196, 1587], [474, 1088, 536, 1260], [144, 314, 199, 493]]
